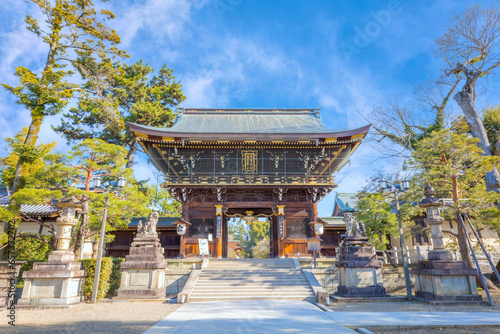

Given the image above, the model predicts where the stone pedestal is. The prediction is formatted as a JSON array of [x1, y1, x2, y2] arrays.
[[413, 184, 482, 303], [335, 236, 387, 297], [17, 250, 86, 307], [18, 200, 86, 307], [116, 234, 167, 299], [413, 259, 481, 302]]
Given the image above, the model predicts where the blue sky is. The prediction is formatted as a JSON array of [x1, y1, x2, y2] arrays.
[[1, 0, 500, 215]]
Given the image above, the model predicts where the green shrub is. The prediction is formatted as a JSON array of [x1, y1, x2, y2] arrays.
[[108, 257, 124, 296], [79, 257, 113, 300], [1, 233, 53, 261]]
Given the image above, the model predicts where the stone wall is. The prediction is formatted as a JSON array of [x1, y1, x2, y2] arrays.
[[165, 270, 191, 295], [165, 259, 203, 270], [308, 265, 418, 295], [163, 260, 204, 295], [309, 268, 337, 294], [382, 268, 417, 294]]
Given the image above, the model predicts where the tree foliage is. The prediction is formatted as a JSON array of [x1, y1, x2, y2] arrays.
[[146, 186, 181, 217], [228, 219, 270, 258], [2, 0, 126, 194], [54, 60, 185, 168], [409, 130, 499, 212], [355, 193, 398, 250], [483, 105, 500, 156], [409, 129, 500, 282], [251, 237, 270, 259], [0, 127, 56, 190]]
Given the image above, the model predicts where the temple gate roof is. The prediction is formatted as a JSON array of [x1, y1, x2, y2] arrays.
[[129, 108, 370, 141]]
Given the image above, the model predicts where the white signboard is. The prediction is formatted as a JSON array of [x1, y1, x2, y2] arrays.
[[198, 239, 210, 256]]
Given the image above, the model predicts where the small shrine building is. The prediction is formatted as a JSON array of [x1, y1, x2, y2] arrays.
[[127, 108, 369, 258]]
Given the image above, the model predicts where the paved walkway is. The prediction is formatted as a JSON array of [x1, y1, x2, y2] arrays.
[[143, 301, 500, 333], [142, 300, 356, 333]]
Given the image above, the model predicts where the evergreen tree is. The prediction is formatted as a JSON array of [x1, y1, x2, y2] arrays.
[[2, 0, 125, 194], [53, 60, 185, 168]]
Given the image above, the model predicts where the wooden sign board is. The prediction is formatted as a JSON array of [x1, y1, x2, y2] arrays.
[[198, 239, 210, 256], [307, 237, 322, 251]]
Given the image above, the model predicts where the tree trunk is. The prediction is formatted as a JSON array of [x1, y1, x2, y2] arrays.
[[11, 114, 44, 194], [126, 139, 137, 169], [454, 88, 500, 194]]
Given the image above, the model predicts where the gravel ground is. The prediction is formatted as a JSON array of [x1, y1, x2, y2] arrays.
[[330, 289, 500, 312], [0, 300, 181, 334], [374, 326, 500, 334], [2, 290, 499, 333], [331, 289, 500, 333]]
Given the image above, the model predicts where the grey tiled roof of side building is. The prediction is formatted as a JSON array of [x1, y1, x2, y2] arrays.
[[19, 204, 59, 215]]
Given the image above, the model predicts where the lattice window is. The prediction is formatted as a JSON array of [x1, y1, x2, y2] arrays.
[[189, 218, 215, 238], [285, 218, 311, 238]]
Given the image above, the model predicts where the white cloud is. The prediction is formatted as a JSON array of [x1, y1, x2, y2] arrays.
[[109, 0, 209, 47], [182, 73, 218, 108], [0, 4, 46, 82]]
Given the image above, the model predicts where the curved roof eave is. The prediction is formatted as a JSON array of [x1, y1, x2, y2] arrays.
[[128, 122, 371, 140]]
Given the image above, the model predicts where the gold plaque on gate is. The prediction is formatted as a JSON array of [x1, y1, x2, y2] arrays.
[[242, 150, 258, 174]]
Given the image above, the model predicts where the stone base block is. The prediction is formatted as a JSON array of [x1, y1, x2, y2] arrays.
[[335, 285, 387, 297], [18, 260, 86, 307], [414, 272, 481, 302], [115, 287, 166, 299], [336, 266, 387, 297], [47, 250, 76, 262], [330, 294, 405, 303], [412, 259, 481, 304], [116, 267, 166, 299]]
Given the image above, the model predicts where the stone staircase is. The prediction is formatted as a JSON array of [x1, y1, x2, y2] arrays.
[[187, 259, 316, 302], [0, 264, 20, 308]]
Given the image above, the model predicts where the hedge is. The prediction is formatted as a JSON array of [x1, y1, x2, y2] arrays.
[[108, 257, 124, 296], [14, 234, 53, 261], [79, 257, 113, 300]]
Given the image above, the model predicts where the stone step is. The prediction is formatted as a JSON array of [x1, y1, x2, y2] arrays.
[[193, 288, 313, 293], [198, 277, 308, 284], [195, 284, 311, 289], [198, 273, 305, 278], [195, 281, 310, 285], [190, 260, 314, 303], [194, 284, 312, 289], [207, 265, 295, 268], [199, 272, 305, 276], [189, 295, 316, 302], [210, 258, 293, 262], [207, 266, 294, 268], [202, 269, 301, 272], [191, 291, 313, 296]]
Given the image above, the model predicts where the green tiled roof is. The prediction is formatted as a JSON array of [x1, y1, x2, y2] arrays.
[[129, 108, 370, 140]]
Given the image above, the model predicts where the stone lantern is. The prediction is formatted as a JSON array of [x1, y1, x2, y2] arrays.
[[412, 183, 482, 303], [18, 196, 86, 307], [49, 196, 82, 262], [419, 184, 452, 261]]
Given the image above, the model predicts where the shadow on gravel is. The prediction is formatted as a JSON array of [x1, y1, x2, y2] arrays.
[[2, 320, 156, 334]]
